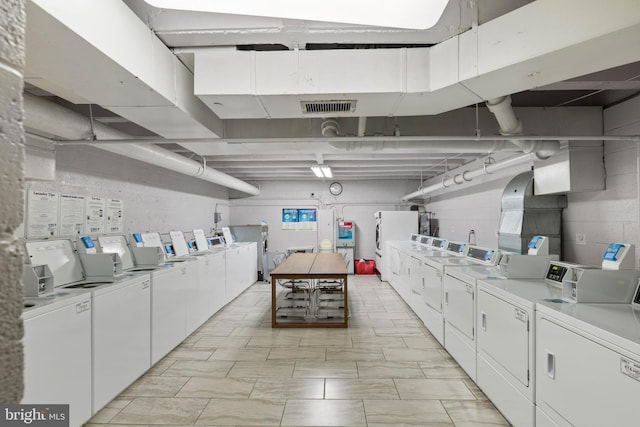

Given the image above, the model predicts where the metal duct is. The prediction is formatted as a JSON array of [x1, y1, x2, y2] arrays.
[[23, 94, 260, 196], [497, 171, 567, 255]]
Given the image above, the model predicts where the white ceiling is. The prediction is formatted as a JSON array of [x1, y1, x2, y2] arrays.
[[24, 0, 640, 187]]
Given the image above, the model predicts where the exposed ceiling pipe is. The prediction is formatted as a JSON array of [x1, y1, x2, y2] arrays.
[[402, 152, 537, 200], [23, 94, 261, 196], [486, 95, 558, 158]]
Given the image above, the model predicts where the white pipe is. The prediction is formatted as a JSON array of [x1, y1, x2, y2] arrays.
[[486, 95, 558, 158], [357, 117, 367, 137], [401, 153, 536, 200], [23, 94, 260, 196]]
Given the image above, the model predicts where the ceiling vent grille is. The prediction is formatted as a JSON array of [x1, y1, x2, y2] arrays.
[[301, 100, 356, 114]]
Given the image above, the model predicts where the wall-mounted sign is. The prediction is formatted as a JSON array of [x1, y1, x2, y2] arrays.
[[282, 208, 317, 231], [106, 198, 124, 233], [59, 193, 85, 236], [85, 196, 106, 234], [26, 191, 59, 238]]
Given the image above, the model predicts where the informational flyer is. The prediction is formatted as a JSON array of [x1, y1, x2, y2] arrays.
[[106, 198, 124, 233], [26, 190, 59, 238], [59, 193, 85, 236], [281, 208, 298, 230], [297, 208, 317, 231], [84, 196, 106, 234], [281, 208, 317, 231]]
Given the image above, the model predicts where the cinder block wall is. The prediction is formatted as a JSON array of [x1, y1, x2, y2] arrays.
[[0, 0, 26, 403]]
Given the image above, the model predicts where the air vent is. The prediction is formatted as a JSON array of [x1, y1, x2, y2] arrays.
[[301, 100, 356, 114]]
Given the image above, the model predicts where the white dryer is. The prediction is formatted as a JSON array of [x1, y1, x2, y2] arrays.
[[535, 298, 640, 427]]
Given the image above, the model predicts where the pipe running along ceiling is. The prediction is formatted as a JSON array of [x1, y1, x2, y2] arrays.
[[22, 0, 640, 191]]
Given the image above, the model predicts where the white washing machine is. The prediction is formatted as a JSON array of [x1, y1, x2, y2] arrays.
[[22, 292, 93, 427], [25, 238, 153, 415]]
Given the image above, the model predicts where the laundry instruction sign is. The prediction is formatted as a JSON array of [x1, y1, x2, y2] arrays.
[[282, 208, 317, 231]]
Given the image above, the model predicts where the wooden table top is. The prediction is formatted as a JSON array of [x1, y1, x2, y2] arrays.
[[271, 253, 347, 276]]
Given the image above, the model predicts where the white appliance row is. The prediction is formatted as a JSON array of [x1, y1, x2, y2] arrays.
[[22, 232, 257, 427], [388, 236, 640, 427]]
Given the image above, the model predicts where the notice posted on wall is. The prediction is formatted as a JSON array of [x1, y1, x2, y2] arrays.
[[85, 196, 106, 234], [59, 193, 85, 236], [281, 208, 317, 231], [26, 190, 59, 239], [106, 198, 124, 233]]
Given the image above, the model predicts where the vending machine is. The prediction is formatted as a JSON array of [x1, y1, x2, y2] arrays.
[[336, 220, 355, 274]]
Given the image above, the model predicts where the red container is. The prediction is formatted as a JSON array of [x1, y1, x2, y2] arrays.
[[355, 259, 376, 274]]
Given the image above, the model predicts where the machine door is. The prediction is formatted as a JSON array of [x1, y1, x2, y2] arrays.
[[422, 263, 443, 313], [443, 274, 475, 340], [375, 222, 381, 251], [477, 289, 530, 388], [536, 316, 640, 427]]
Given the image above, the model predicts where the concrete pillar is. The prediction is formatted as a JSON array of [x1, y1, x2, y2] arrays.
[[0, 0, 26, 403]]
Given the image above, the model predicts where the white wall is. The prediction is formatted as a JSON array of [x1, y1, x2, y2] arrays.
[[22, 145, 232, 239], [230, 179, 421, 259]]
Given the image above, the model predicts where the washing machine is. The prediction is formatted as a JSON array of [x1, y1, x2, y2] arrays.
[[25, 238, 153, 415], [22, 291, 93, 427]]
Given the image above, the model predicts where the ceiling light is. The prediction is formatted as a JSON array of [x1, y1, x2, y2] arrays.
[[143, 0, 450, 30], [310, 165, 332, 178]]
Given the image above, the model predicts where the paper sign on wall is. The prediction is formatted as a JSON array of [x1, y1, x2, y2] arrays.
[[106, 199, 124, 233], [59, 194, 85, 236], [85, 197, 106, 234], [27, 190, 59, 238]]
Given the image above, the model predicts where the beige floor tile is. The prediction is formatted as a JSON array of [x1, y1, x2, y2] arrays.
[[227, 361, 295, 378], [250, 377, 325, 399], [364, 399, 454, 426], [246, 335, 302, 347], [325, 378, 399, 399], [145, 359, 175, 376], [281, 400, 366, 426], [348, 318, 396, 328], [161, 360, 234, 378], [367, 311, 415, 320], [441, 400, 510, 426], [383, 348, 448, 362], [228, 326, 280, 337], [299, 335, 353, 347], [111, 397, 209, 425], [403, 334, 442, 349], [394, 379, 477, 400], [293, 361, 358, 378], [192, 336, 250, 348], [462, 378, 490, 401], [326, 347, 385, 361], [350, 335, 407, 348], [195, 398, 286, 425], [373, 327, 427, 337], [422, 365, 469, 379], [210, 347, 271, 361], [166, 348, 215, 360], [192, 324, 236, 337], [88, 406, 122, 423], [356, 361, 425, 379], [121, 376, 189, 397], [176, 377, 257, 398], [267, 347, 327, 360]]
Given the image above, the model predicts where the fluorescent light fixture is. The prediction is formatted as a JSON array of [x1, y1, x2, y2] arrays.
[[143, 0, 450, 30], [311, 165, 332, 178]]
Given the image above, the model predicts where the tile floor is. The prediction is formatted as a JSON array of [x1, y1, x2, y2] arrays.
[[87, 274, 510, 426]]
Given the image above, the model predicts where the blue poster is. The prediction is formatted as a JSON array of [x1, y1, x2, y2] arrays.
[[282, 208, 317, 230]]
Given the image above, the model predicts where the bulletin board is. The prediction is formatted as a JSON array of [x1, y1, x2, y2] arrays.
[[281, 208, 317, 231]]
